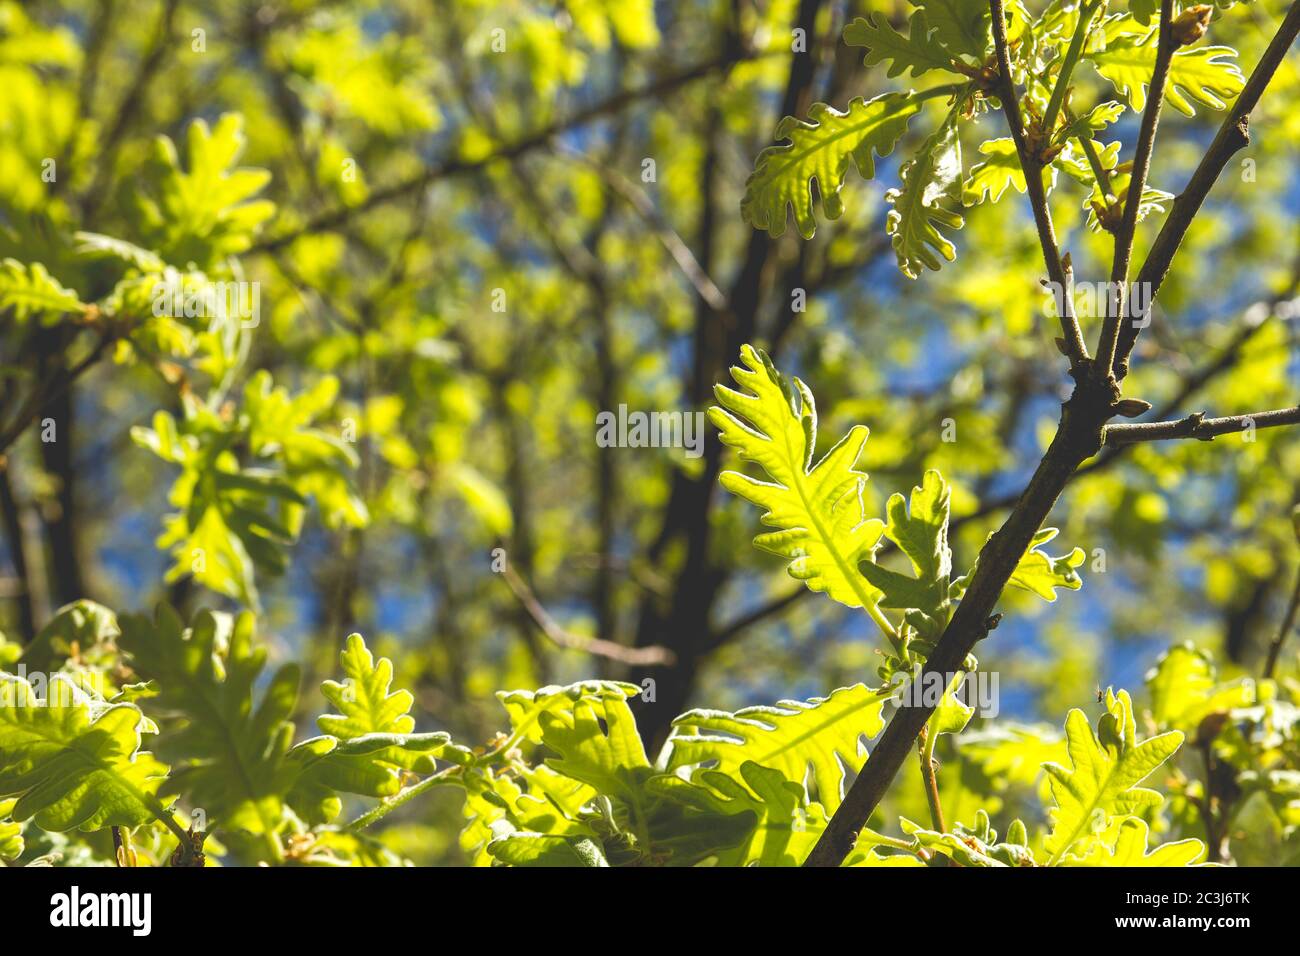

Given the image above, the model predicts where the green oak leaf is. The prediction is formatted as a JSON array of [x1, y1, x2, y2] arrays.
[[1044, 688, 1185, 863], [666, 683, 892, 814], [741, 92, 921, 238], [0, 259, 85, 324], [0, 673, 170, 832], [1089, 30, 1246, 115], [287, 634, 463, 824], [117, 605, 299, 840], [859, 468, 952, 618], [1064, 815, 1206, 866], [963, 136, 1063, 206], [1009, 527, 1085, 601], [886, 116, 965, 278], [1145, 643, 1255, 732], [913, 0, 990, 59], [710, 344, 887, 613], [129, 113, 275, 267], [844, 12, 954, 78], [0, 797, 23, 860]]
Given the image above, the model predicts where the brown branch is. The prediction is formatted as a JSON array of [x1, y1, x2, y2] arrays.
[[804, 369, 1118, 866], [1103, 405, 1300, 445], [248, 50, 768, 255], [988, 0, 1088, 370], [0, 459, 36, 643], [556, 145, 729, 311], [805, 0, 1205, 867], [806, 0, 1299, 856], [499, 563, 676, 668], [1098, 0, 1175, 376], [714, 288, 1295, 647], [81, 0, 180, 220], [1114, 0, 1300, 379], [1264, 561, 1300, 680], [0, 325, 119, 457]]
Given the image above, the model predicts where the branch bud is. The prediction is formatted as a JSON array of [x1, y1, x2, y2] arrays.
[[1112, 398, 1153, 418], [1172, 5, 1213, 48]]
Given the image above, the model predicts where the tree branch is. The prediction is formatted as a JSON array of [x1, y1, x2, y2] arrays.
[[1114, 0, 1300, 379], [248, 50, 768, 255], [1264, 557, 1300, 680], [1103, 405, 1300, 445], [498, 563, 676, 667], [1098, 0, 1174, 376], [989, 0, 1088, 369]]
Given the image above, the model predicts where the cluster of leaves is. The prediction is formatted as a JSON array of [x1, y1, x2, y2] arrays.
[[710, 344, 1082, 683], [0, 0, 1295, 869], [0, 349, 1236, 867], [0, 601, 466, 865], [742, 0, 1246, 275], [0, 599, 1220, 867], [1, 111, 366, 609]]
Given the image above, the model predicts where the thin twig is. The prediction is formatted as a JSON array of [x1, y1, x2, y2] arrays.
[[499, 563, 676, 667], [248, 50, 772, 254], [1098, 0, 1175, 377], [556, 145, 729, 311], [1115, 0, 1300, 379], [1103, 405, 1300, 444], [0, 326, 120, 456], [918, 726, 947, 834], [988, 0, 1088, 369], [81, 0, 180, 220], [1263, 564, 1300, 680]]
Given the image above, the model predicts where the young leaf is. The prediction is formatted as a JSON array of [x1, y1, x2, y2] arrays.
[[117, 605, 299, 840], [963, 138, 1057, 205], [130, 113, 276, 267], [1043, 689, 1185, 863], [650, 760, 828, 866], [741, 92, 922, 239], [843, 12, 954, 79], [1089, 32, 1246, 115], [859, 469, 952, 617], [886, 117, 965, 278], [0, 259, 85, 323], [495, 680, 643, 747], [287, 633, 461, 824], [538, 691, 652, 802], [913, 0, 991, 59], [1064, 815, 1206, 866], [709, 345, 887, 614], [460, 763, 594, 866], [666, 683, 893, 814], [1145, 643, 1255, 732], [0, 798, 22, 860], [0, 674, 170, 831], [1008, 527, 1085, 601]]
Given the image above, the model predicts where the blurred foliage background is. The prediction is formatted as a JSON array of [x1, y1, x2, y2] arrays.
[[0, 0, 1297, 864]]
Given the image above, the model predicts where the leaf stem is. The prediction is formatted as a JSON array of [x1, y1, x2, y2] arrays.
[[344, 765, 464, 832], [1066, 106, 1116, 198], [917, 725, 947, 834], [1042, 0, 1103, 135]]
